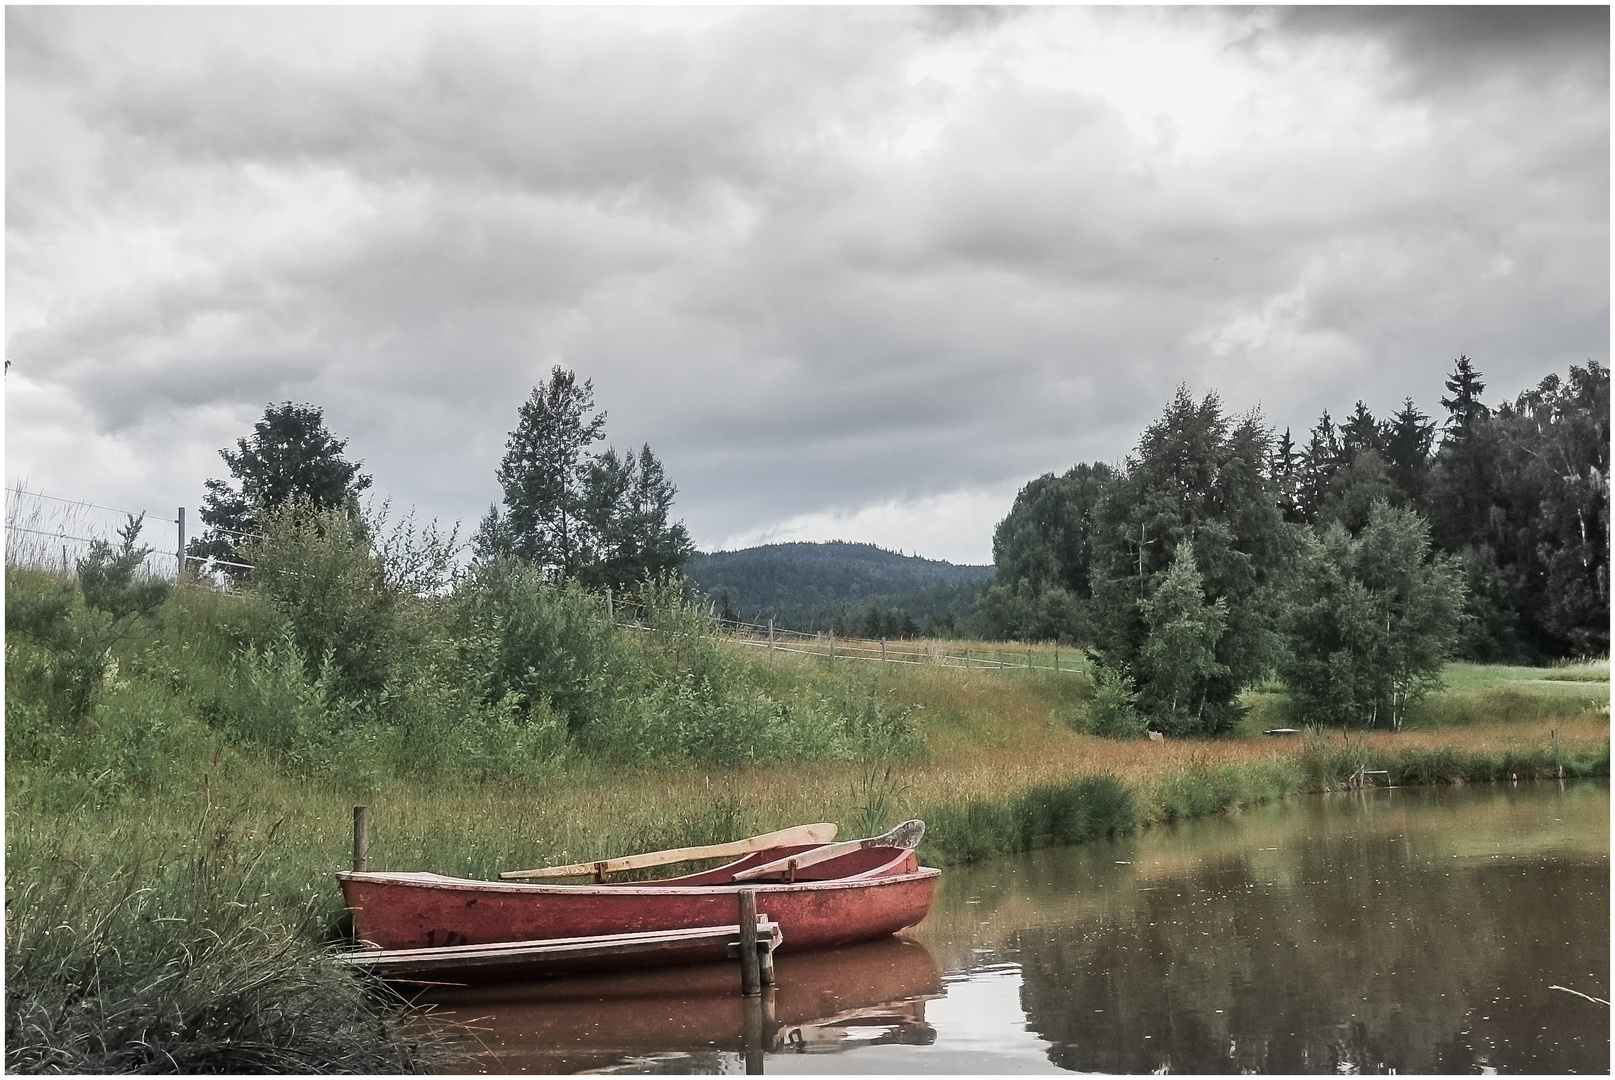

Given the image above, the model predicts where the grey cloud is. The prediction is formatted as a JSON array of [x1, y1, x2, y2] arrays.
[[6, 7, 1607, 556]]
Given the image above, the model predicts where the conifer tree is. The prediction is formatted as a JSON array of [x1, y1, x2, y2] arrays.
[[1382, 397, 1436, 508], [480, 367, 691, 590], [190, 402, 372, 578]]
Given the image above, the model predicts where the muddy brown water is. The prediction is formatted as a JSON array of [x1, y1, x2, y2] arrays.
[[417, 780, 1608, 1074]]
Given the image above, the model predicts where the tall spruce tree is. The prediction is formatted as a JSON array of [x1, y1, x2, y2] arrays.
[[1298, 409, 1341, 522], [190, 402, 372, 578], [1382, 397, 1436, 508], [480, 367, 691, 590], [1272, 428, 1305, 524], [478, 367, 608, 575], [1339, 401, 1382, 464], [1428, 355, 1498, 553]]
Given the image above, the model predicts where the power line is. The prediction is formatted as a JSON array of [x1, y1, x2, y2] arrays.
[[5, 486, 177, 525]]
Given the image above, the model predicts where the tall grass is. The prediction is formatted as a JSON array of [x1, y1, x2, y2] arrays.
[[4, 812, 440, 1073]]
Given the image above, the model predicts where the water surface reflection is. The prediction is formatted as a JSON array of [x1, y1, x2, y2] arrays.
[[424, 781, 1607, 1073]]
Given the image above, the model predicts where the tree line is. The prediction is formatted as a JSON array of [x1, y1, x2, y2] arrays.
[[980, 357, 1608, 734]]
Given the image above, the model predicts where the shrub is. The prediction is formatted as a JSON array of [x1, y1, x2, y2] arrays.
[[1085, 661, 1148, 739], [240, 498, 401, 700]]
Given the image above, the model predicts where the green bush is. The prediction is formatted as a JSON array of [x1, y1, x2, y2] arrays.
[[1085, 661, 1148, 739], [451, 556, 627, 733], [240, 499, 401, 700]]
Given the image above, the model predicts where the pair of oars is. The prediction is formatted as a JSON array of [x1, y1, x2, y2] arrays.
[[499, 819, 924, 882]]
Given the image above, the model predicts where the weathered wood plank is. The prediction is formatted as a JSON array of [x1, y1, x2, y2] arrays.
[[500, 823, 837, 880]]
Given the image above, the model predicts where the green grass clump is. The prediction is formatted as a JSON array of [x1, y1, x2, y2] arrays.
[[5, 827, 439, 1074], [920, 774, 1139, 865]]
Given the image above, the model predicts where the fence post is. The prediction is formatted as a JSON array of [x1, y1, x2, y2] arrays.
[[881, 638, 887, 663], [768, 617, 774, 652], [605, 586, 613, 622], [176, 506, 186, 578], [829, 631, 835, 664], [1054, 647, 1058, 673], [353, 806, 369, 872]]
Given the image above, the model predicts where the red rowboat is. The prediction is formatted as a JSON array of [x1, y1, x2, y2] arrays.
[[339, 833, 939, 955]]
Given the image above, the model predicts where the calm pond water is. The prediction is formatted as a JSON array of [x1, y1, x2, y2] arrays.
[[422, 781, 1608, 1074]]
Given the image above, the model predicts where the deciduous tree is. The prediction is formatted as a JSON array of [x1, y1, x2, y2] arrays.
[[1280, 500, 1463, 729]]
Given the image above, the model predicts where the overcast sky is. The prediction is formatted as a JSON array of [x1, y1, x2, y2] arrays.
[[7, 6, 1608, 565]]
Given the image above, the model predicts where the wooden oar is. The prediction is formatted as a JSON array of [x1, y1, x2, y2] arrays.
[[732, 819, 925, 882], [499, 822, 839, 881]]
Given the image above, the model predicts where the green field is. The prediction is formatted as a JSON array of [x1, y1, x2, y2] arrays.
[[5, 567, 1607, 1072]]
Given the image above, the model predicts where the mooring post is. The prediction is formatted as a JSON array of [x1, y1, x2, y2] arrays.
[[353, 805, 369, 872], [742, 989, 767, 1074], [738, 888, 761, 996]]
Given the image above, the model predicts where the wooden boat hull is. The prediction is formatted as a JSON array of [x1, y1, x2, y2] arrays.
[[339, 844, 939, 955]]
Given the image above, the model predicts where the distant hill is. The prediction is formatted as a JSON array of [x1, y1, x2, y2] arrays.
[[686, 541, 995, 638]]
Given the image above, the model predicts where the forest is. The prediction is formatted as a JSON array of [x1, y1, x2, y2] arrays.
[[978, 357, 1607, 732], [687, 541, 992, 639]]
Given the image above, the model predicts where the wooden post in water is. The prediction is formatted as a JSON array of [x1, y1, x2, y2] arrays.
[[353, 806, 369, 872], [742, 989, 767, 1074], [738, 888, 761, 996]]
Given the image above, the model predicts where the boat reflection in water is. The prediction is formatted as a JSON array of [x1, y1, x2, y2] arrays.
[[418, 935, 943, 1073]]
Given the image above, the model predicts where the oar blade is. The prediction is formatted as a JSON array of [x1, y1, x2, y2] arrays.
[[732, 819, 926, 882]]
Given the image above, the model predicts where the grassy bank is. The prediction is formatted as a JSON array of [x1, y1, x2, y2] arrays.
[[5, 562, 1607, 1071]]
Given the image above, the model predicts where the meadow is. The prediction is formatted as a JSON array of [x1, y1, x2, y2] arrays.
[[5, 563, 1607, 1072]]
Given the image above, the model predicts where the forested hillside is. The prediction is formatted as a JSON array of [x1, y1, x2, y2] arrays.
[[981, 358, 1609, 673], [687, 541, 994, 637]]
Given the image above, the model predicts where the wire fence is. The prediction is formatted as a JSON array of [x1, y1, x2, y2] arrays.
[[6, 483, 1076, 675], [711, 616, 1084, 674], [610, 600, 1084, 675], [6, 484, 186, 579]]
